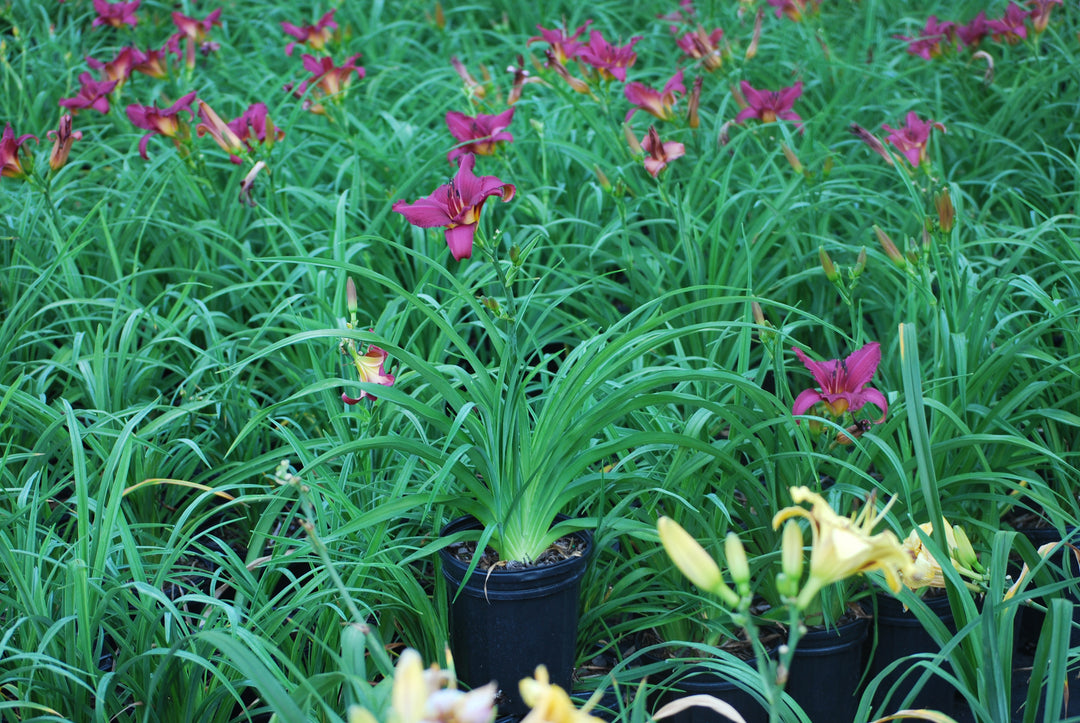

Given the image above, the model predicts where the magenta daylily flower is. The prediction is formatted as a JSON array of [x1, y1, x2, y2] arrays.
[[392, 154, 515, 261], [59, 72, 119, 115], [766, 0, 819, 21], [131, 45, 171, 78], [92, 0, 140, 28], [126, 91, 197, 159], [792, 342, 888, 422], [624, 69, 685, 122], [445, 107, 514, 162], [1029, 0, 1063, 34], [527, 20, 592, 66], [227, 103, 284, 151], [196, 101, 246, 162], [895, 16, 957, 59], [956, 12, 990, 48], [172, 8, 222, 41], [733, 80, 803, 129], [282, 9, 337, 55], [676, 26, 725, 72], [342, 343, 396, 404], [987, 2, 1030, 44], [86, 47, 139, 90], [577, 30, 641, 82], [882, 111, 945, 168], [293, 54, 365, 112], [0, 124, 37, 180], [640, 125, 685, 178]]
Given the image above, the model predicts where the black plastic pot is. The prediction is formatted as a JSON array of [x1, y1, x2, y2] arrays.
[[1015, 526, 1080, 650], [865, 593, 956, 715], [786, 616, 868, 723], [439, 516, 593, 717]]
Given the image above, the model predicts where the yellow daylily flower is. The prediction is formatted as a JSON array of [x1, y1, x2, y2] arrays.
[[772, 486, 914, 610], [520, 666, 605, 723], [360, 648, 496, 723]]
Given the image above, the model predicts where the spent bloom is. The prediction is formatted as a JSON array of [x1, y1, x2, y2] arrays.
[[528, 20, 592, 66], [676, 26, 726, 72], [792, 341, 888, 422], [733, 80, 803, 129], [0, 124, 37, 180], [772, 486, 914, 610], [445, 107, 515, 162], [882, 111, 946, 168], [46, 115, 82, 171], [281, 9, 337, 55], [392, 154, 515, 261], [59, 72, 119, 115], [92, 0, 140, 28], [623, 68, 685, 122], [577, 30, 641, 82], [126, 90, 198, 159], [640, 125, 684, 178]]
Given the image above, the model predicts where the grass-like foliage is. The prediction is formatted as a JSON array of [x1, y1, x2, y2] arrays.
[[1, 0, 1078, 721]]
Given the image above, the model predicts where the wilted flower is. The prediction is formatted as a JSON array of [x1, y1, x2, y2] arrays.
[[792, 341, 888, 422], [59, 72, 119, 115], [196, 101, 246, 162], [238, 160, 268, 207], [577, 30, 641, 82], [519, 665, 607, 723], [341, 342, 396, 404], [676, 26, 725, 71], [733, 80, 803, 129], [92, 0, 140, 28], [392, 154, 515, 261], [623, 69, 685, 122], [0, 124, 37, 180], [900, 519, 984, 592], [445, 108, 515, 162], [528, 20, 592, 66], [882, 111, 945, 168], [640, 125, 685, 178], [126, 90, 197, 159], [772, 486, 914, 609], [46, 115, 82, 171], [281, 9, 337, 55]]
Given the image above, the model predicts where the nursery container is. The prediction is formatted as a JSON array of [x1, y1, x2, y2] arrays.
[[786, 616, 868, 723], [651, 665, 769, 723], [1015, 525, 1080, 650], [439, 515, 593, 716], [865, 593, 956, 716]]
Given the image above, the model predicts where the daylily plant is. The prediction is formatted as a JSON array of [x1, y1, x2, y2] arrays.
[[445, 108, 514, 162], [59, 72, 119, 115], [92, 0, 140, 28], [0, 124, 37, 180], [882, 111, 946, 168], [281, 9, 337, 56], [734, 80, 804, 129], [623, 68, 685, 122], [772, 486, 915, 610], [126, 91, 198, 159], [392, 154, 515, 261], [791, 341, 888, 423]]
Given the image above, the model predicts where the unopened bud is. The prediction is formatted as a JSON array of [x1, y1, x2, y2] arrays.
[[952, 524, 980, 571], [687, 75, 702, 129], [482, 296, 501, 314], [852, 246, 867, 277], [934, 188, 954, 233], [819, 246, 839, 282], [509, 244, 521, 265], [874, 225, 907, 269], [593, 164, 612, 192], [745, 9, 763, 60], [781, 143, 803, 175], [346, 277, 358, 316], [780, 520, 804, 587], [658, 517, 739, 607], [624, 123, 643, 155], [725, 532, 751, 598]]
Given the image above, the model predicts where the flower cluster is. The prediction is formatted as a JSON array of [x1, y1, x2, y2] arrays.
[[898, 1, 1062, 59]]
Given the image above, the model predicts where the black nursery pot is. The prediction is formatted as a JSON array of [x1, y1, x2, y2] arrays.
[[1015, 525, 1080, 650], [439, 516, 593, 717], [865, 593, 956, 716], [785, 616, 868, 723], [651, 666, 769, 723]]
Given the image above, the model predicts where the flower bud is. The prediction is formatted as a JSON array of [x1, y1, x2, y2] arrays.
[[658, 517, 739, 607], [745, 9, 763, 60], [725, 532, 751, 598], [952, 524, 980, 572], [852, 246, 867, 278], [624, 122, 643, 155], [934, 188, 954, 233], [346, 277, 358, 317], [781, 520, 804, 587], [874, 225, 907, 269], [819, 246, 839, 282], [781, 143, 803, 175]]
